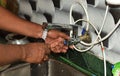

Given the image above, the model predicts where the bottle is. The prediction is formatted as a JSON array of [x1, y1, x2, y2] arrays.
[[112, 62, 120, 76]]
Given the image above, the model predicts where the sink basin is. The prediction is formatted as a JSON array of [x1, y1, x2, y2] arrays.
[[31, 59, 87, 76], [0, 59, 87, 76]]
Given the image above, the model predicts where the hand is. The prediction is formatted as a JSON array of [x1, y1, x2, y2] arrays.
[[45, 30, 70, 53], [21, 43, 50, 63]]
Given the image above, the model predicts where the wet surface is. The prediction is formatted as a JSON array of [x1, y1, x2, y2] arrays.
[[31, 59, 87, 76]]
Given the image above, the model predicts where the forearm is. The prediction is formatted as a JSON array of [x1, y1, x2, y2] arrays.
[[0, 6, 43, 38], [0, 44, 24, 66]]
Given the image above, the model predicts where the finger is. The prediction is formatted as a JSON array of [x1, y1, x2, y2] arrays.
[[57, 37, 65, 47], [60, 46, 68, 53], [53, 45, 67, 53], [43, 55, 49, 61], [52, 40, 67, 53], [62, 49, 67, 53], [55, 45, 61, 53], [45, 44, 51, 54], [36, 50, 45, 63], [50, 42, 58, 48], [49, 37, 64, 48], [69, 45, 74, 49], [51, 47, 61, 53], [61, 48, 67, 53], [59, 32, 70, 40], [51, 47, 56, 52]]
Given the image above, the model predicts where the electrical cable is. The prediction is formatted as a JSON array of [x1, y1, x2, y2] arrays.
[[73, 6, 120, 76], [76, 5, 109, 76], [74, 19, 107, 76], [72, 5, 110, 76], [73, 19, 100, 52], [80, 19, 120, 46], [70, 4, 76, 24], [99, 5, 109, 37], [73, 19, 103, 51], [98, 5, 109, 76], [74, 18, 120, 76], [69, 1, 120, 76], [69, 1, 89, 31]]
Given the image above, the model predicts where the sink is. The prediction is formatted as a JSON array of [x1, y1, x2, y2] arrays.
[[0, 59, 87, 76], [31, 59, 87, 76]]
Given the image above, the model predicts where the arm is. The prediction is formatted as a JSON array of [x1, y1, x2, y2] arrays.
[[0, 6, 43, 38], [0, 44, 23, 66], [0, 6, 70, 65], [0, 43, 50, 66]]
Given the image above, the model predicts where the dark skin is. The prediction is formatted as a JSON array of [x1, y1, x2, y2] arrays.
[[0, 6, 70, 66]]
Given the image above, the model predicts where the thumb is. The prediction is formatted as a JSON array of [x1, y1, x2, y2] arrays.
[[58, 32, 70, 40], [47, 30, 70, 39]]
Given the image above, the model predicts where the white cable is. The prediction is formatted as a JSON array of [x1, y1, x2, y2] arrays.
[[74, 19, 101, 51], [70, 4, 76, 24], [70, 2, 119, 76], [75, 19, 120, 49], [91, 5, 108, 76], [69, 1, 89, 31], [74, 19, 100, 46], [74, 19, 107, 76], [78, 19, 120, 76], [70, 3, 120, 76], [80, 19, 120, 46], [99, 5, 109, 36], [98, 5, 109, 76], [103, 48, 106, 76], [74, 11, 120, 76], [73, 43, 94, 52], [73, 6, 120, 76]]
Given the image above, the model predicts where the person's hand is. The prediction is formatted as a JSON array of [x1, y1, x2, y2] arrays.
[[21, 43, 50, 63], [45, 30, 70, 53]]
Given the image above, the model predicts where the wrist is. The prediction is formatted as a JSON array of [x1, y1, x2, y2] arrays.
[[20, 45, 26, 61], [42, 29, 48, 40], [30, 24, 44, 38]]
